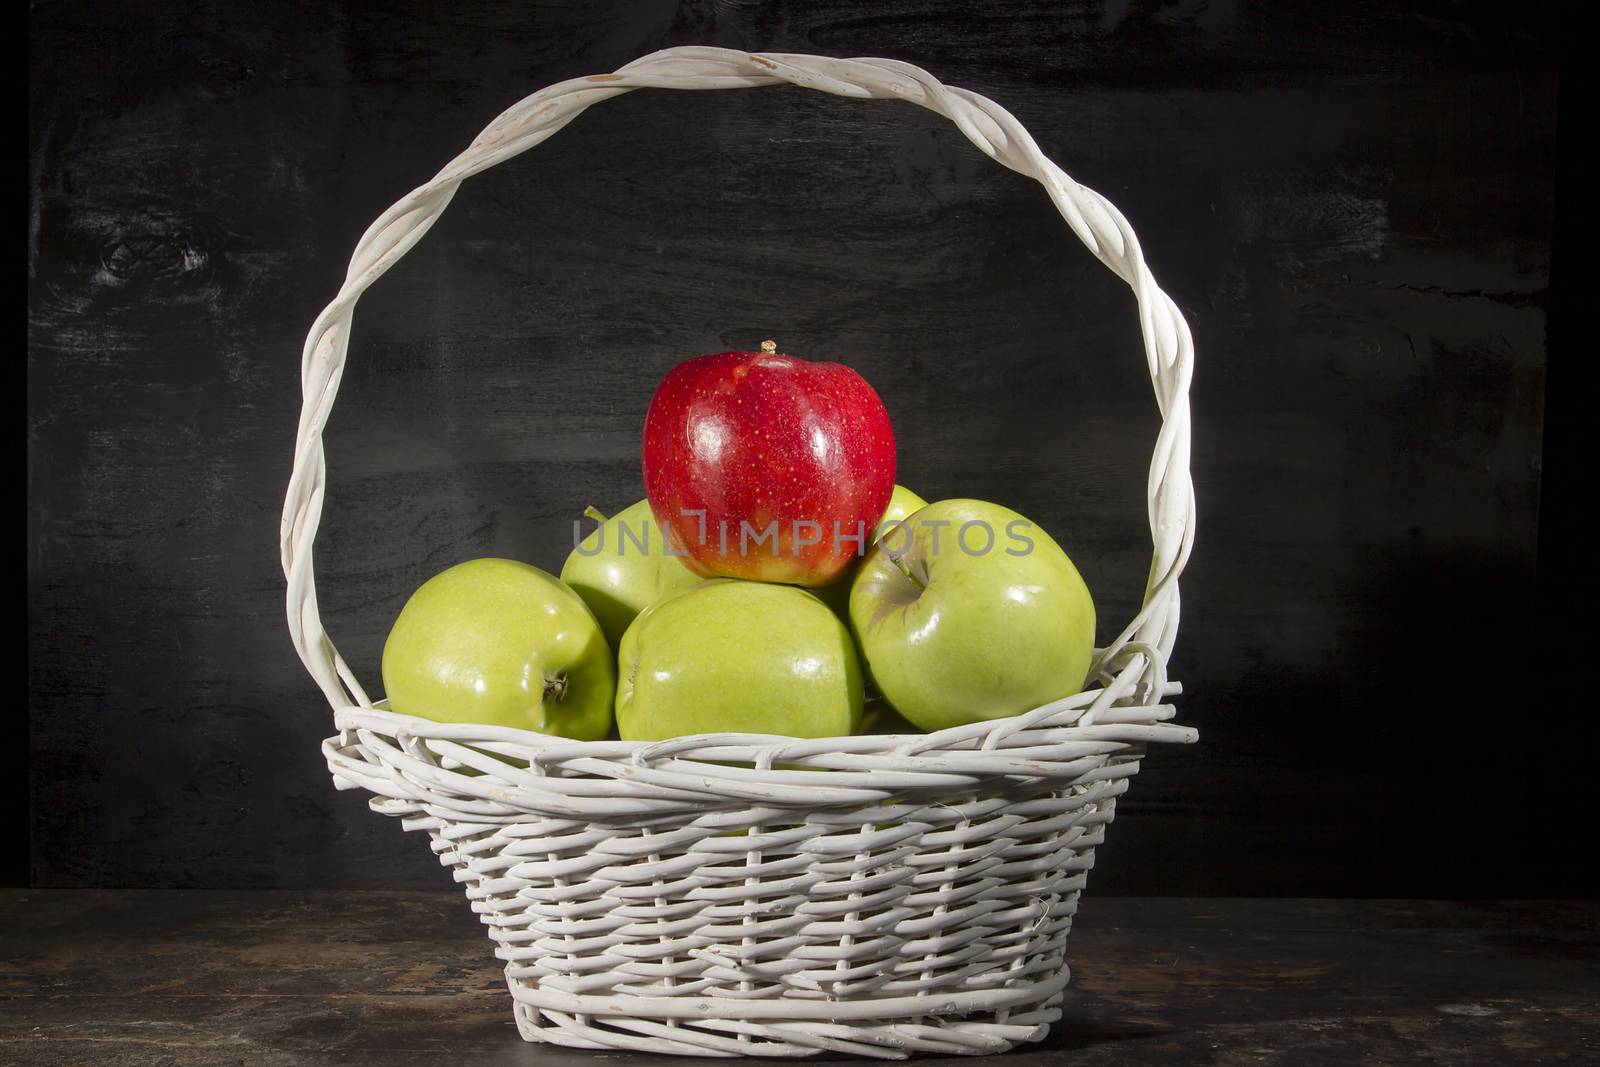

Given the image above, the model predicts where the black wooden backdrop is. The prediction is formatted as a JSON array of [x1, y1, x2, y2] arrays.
[[26, 2, 1573, 895]]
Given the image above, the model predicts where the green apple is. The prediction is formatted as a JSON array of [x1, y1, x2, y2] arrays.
[[616, 579, 864, 741], [813, 484, 929, 618], [560, 499, 702, 649], [849, 499, 1095, 732], [382, 558, 615, 739]]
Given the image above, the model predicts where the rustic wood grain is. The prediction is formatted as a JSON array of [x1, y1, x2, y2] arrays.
[[3, 892, 1595, 1065], [26, 2, 1565, 893]]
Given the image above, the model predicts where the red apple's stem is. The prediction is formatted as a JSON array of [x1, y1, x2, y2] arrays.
[[760, 339, 777, 354]]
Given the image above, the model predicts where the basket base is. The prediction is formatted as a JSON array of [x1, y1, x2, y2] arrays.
[[417, 784, 1119, 1058], [509, 976, 1067, 1059]]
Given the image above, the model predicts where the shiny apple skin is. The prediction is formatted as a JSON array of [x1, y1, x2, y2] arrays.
[[642, 349, 896, 586], [381, 558, 615, 740], [849, 499, 1096, 732], [615, 579, 864, 741]]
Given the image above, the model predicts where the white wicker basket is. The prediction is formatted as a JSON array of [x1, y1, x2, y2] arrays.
[[281, 47, 1197, 1060]]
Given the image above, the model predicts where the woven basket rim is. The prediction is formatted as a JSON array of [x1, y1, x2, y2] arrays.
[[281, 46, 1198, 750]]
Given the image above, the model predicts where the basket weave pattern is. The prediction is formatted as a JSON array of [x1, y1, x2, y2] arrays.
[[283, 48, 1197, 1059]]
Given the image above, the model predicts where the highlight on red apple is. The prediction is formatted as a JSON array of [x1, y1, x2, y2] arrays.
[[641, 341, 896, 587]]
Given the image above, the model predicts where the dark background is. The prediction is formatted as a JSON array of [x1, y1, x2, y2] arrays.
[[26, 2, 1577, 896]]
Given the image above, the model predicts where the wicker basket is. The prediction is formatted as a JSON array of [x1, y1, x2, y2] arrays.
[[281, 47, 1197, 1059]]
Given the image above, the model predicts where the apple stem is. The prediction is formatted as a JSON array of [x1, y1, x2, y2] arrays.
[[760, 339, 777, 354], [583, 505, 608, 524], [886, 549, 927, 592], [544, 674, 569, 703]]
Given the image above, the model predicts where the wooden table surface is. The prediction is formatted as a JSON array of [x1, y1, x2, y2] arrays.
[[2, 892, 1594, 1065]]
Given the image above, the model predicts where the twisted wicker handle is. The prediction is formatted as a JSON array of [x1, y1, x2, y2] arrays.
[[281, 47, 1196, 714]]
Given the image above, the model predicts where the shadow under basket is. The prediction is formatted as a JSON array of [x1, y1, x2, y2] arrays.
[[285, 48, 1198, 1060]]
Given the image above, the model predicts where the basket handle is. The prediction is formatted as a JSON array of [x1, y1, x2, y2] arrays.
[[280, 47, 1196, 713]]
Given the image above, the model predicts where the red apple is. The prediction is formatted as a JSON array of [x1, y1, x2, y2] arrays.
[[642, 342, 896, 586]]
